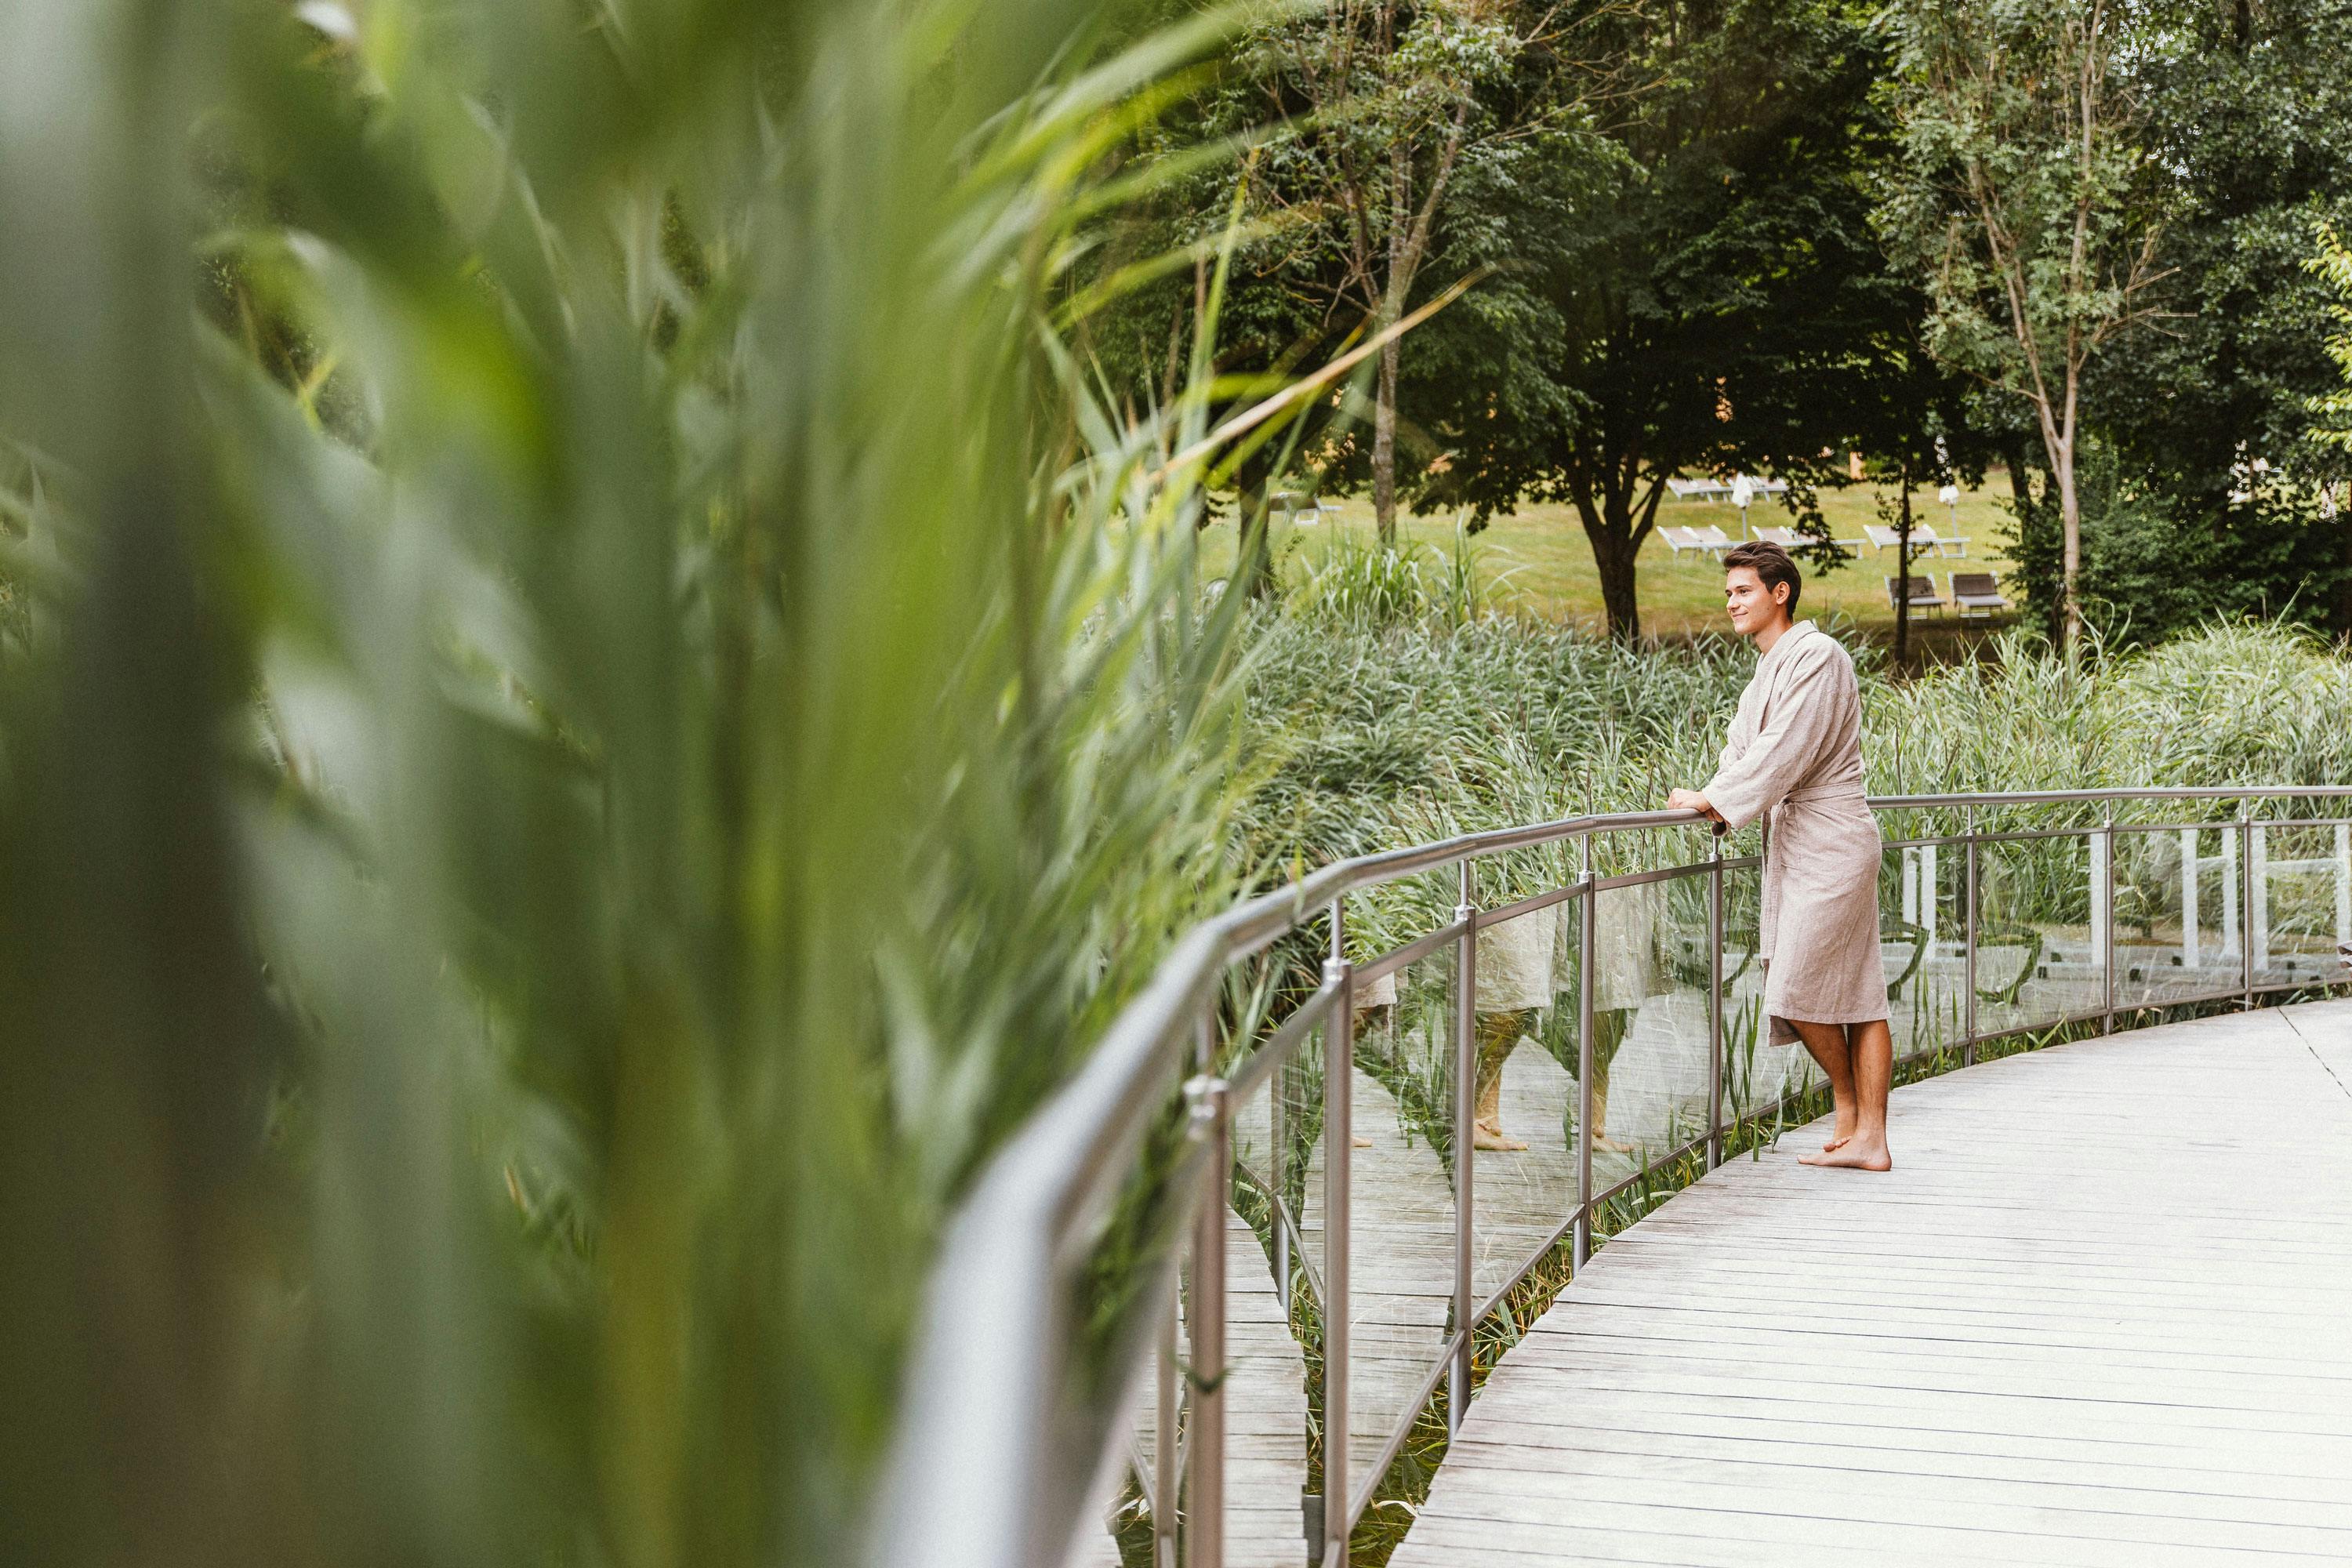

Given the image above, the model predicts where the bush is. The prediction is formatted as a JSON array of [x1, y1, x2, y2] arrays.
[[2006, 442, 2352, 644]]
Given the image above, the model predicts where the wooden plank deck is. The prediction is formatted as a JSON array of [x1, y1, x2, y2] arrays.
[[1392, 999, 2352, 1567]]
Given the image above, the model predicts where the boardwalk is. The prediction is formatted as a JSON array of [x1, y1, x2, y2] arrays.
[[1393, 1000, 2352, 1567]]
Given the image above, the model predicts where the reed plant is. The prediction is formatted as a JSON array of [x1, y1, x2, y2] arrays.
[[1238, 612, 2352, 973]]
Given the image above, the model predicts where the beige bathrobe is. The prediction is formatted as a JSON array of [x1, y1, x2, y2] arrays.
[[1703, 621, 1886, 1047]]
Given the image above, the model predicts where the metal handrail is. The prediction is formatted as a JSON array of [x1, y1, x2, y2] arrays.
[[870, 787, 2352, 1568]]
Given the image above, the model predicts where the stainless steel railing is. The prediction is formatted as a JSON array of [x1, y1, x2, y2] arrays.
[[871, 786, 2352, 1568]]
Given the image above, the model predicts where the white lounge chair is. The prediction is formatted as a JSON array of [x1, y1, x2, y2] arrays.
[[1864, 521, 1969, 557], [1668, 477, 1730, 503], [1662, 524, 1733, 558], [1750, 524, 1799, 546], [1272, 491, 1325, 526]]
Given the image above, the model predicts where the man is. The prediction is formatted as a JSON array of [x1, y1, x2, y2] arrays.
[[1667, 542, 1893, 1171]]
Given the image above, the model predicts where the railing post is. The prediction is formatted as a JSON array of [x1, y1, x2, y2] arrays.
[[1320, 902, 1352, 1568], [1573, 862, 1596, 1270], [1155, 1300, 1178, 1568], [2101, 811, 2116, 1034], [2241, 808, 2255, 1010], [2180, 826, 2201, 973], [1271, 1073, 1290, 1322], [2336, 822, 2351, 964], [1963, 807, 1978, 1067], [1707, 826, 1724, 1170], [2251, 818, 2270, 985], [1449, 865, 1475, 1439], [1182, 1070, 1228, 1568]]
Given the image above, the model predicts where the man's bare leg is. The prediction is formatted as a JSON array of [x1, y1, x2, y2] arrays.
[[1784, 1018, 1858, 1152], [1802, 1019, 1893, 1171]]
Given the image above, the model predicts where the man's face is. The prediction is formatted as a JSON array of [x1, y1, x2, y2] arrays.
[[1725, 565, 1785, 634]]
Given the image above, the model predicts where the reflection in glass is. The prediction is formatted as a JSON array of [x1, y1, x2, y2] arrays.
[[1881, 840, 1965, 1063], [1721, 858, 1813, 1123], [1312, 944, 1457, 1508], [1469, 899, 1576, 1305], [1976, 833, 2098, 1039], [2114, 826, 2240, 1007], [1582, 876, 1712, 1181], [2256, 822, 2352, 990]]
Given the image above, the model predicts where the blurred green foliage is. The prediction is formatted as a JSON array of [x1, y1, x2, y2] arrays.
[[0, 4, 1290, 1566]]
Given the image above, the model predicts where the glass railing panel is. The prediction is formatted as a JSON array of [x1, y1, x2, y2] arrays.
[[1085, 1046, 1218, 1566], [2256, 820, 2352, 991], [1229, 1025, 1301, 1311], [1584, 871, 1713, 1194], [1337, 936, 1458, 1507], [1974, 832, 2096, 1038], [1468, 892, 1577, 1306], [1214, 1019, 1315, 1561], [2113, 824, 2238, 1007], [1882, 837, 1965, 1065]]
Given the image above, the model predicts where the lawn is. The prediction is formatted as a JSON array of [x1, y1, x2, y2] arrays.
[[1221, 477, 2031, 653]]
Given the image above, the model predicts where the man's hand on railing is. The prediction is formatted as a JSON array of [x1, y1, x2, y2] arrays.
[[1664, 787, 1723, 825]]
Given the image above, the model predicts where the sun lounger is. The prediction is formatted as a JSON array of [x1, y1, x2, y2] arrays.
[[1662, 524, 1734, 557], [1668, 477, 1731, 502], [1886, 575, 1945, 615], [1864, 521, 1969, 557], [1750, 525, 1800, 546], [1950, 571, 2010, 618], [1272, 491, 1326, 525]]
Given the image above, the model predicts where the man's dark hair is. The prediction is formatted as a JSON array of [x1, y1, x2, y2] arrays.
[[1722, 539, 1800, 614]]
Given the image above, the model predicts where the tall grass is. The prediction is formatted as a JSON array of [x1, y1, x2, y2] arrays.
[[0, 5, 1287, 1567]]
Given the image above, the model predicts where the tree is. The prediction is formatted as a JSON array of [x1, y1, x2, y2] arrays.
[[2082, 0, 2352, 641], [1236, 2, 1596, 545], [2308, 223, 2352, 449], [2303, 220, 2352, 633], [1882, 0, 2170, 657], [1412, 0, 1922, 640]]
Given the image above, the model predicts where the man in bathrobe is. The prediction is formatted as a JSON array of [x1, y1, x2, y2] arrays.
[[1668, 541, 1893, 1171]]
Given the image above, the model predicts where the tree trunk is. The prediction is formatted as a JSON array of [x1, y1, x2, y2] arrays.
[[1894, 474, 1913, 668], [2004, 441, 2034, 510], [1576, 483, 1643, 641], [1372, 334, 1399, 547], [1233, 455, 1275, 598], [1590, 527, 1640, 640], [2336, 486, 2352, 642], [2054, 434, 2082, 659]]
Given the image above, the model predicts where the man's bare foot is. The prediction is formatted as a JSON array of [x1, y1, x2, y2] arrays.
[[1823, 1102, 1858, 1152], [1798, 1134, 1891, 1171], [1473, 1119, 1527, 1152]]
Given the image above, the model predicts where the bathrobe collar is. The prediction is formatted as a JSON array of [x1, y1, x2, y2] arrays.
[[1757, 618, 1817, 670]]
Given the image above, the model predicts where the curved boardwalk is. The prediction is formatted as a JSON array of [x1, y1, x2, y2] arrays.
[[1392, 1000, 2352, 1567]]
